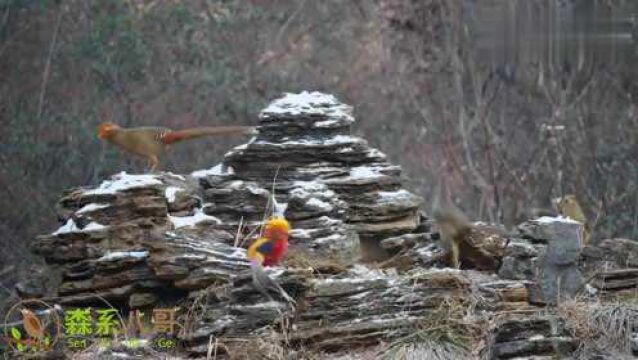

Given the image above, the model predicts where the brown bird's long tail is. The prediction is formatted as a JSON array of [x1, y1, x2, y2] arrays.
[[161, 126, 256, 145]]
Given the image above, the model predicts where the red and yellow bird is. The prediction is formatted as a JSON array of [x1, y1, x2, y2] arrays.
[[247, 217, 295, 305], [247, 217, 291, 267]]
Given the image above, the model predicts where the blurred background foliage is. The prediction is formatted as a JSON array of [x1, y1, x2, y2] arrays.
[[0, 0, 637, 293]]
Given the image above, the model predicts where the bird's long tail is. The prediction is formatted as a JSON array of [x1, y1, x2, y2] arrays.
[[250, 260, 296, 306], [162, 126, 256, 144]]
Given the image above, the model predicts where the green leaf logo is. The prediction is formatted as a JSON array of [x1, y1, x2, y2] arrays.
[[10, 327, 21, 340]]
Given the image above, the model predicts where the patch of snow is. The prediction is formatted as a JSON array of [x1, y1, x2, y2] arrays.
[[84, 172, 162, 195], [247, 184, 269, 196], [289, 228, 314, 240], [349, 166, 384, 179], [76, 203, 110, 214], [314, 233, 344, 245], [416, 247, 435, 258], [52, 219, 107, 235], [366, 148, 387, 159], [84, 222, 107, 232], [191, 164, 234, 178], [535, 216, 580, 225], [164, 172, 186, 181], [253, 135, 364, 148], [169, 208, 221, 229], [377, 189, 413, 201], [336, 147, 355, 153], [529, 335, 545, 341], [164, 186, 184, 203], [260, 91, 354, 122], [585, 283, 599, 295], [306, 198, 333, 212], [273, 201, 288, 217], [291, 181, 335, 198], [314, 119, 343, 128], [98, 251, 149, 262]]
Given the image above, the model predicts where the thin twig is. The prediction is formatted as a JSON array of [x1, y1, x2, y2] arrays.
[[36, 7, 63, 124]]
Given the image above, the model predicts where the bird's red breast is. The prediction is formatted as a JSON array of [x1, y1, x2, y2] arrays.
[[247, 217, 291, 267]]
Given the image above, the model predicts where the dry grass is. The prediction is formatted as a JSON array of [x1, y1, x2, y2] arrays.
[[559, 297, 638, 359], [284, 249, 350, 276], [379, 296, 486, 360]]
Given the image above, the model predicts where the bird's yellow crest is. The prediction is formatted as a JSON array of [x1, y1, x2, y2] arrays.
[[265, 217, 291, 233]]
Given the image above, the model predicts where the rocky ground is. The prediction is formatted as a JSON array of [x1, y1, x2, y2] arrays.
[[3, 92, 638, 359]]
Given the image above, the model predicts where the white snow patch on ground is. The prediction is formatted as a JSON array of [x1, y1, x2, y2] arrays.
[[169, 208, 221, 229], [84, 172, 162, 195], [535, 216, 580, 224], [98, 251, 149, 262], [260, 91, 354, 122], [191, 164, 234, 178], [52, 219, 107, 235], [164, 186, 184, 203], [76, 203, 110, 214]]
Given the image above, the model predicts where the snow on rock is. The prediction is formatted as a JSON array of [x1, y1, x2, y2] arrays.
[[306, 198, 333, 212], [377, 189, 414, 202], [98, 251, 149, 262], [169, 208, 221, 229], [534, 216, 580, 225], [84, 172, 162, 195], [76, 203, 110, 214], [191, 164, 234, 178], [349, 166, 385, 180], [52, 219, 108, 235], [290, 181, 335, 198], [252, 135, 364, 148], [260, 91, 354, 123], [164, 186, 184, 203]]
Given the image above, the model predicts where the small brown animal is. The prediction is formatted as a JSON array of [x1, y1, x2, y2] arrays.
[[432, 176, 507, 270], [97, 122, 255, 171], [433, 204, 507, 270], [554, 194, 591, 245]]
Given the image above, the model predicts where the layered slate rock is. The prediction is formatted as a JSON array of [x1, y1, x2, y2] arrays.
[[195, 91, 423, 262], [28, 91, 425, 308], [30, 172, 246, 306]]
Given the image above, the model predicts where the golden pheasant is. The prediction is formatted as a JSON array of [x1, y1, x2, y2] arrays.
[[247, 217, 296, 305], [97, 122, 255, 171]]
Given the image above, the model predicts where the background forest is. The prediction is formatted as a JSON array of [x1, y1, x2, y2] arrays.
[[1, 0, 637, 294]]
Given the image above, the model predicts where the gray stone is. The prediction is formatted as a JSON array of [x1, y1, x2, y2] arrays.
[[522, 217, 584, 304]]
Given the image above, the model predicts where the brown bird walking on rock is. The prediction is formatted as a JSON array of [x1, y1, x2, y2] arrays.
[[97, 122, 255, 171]]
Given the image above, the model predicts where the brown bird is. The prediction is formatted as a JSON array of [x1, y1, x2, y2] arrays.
[[97, 122, 255, 171]]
